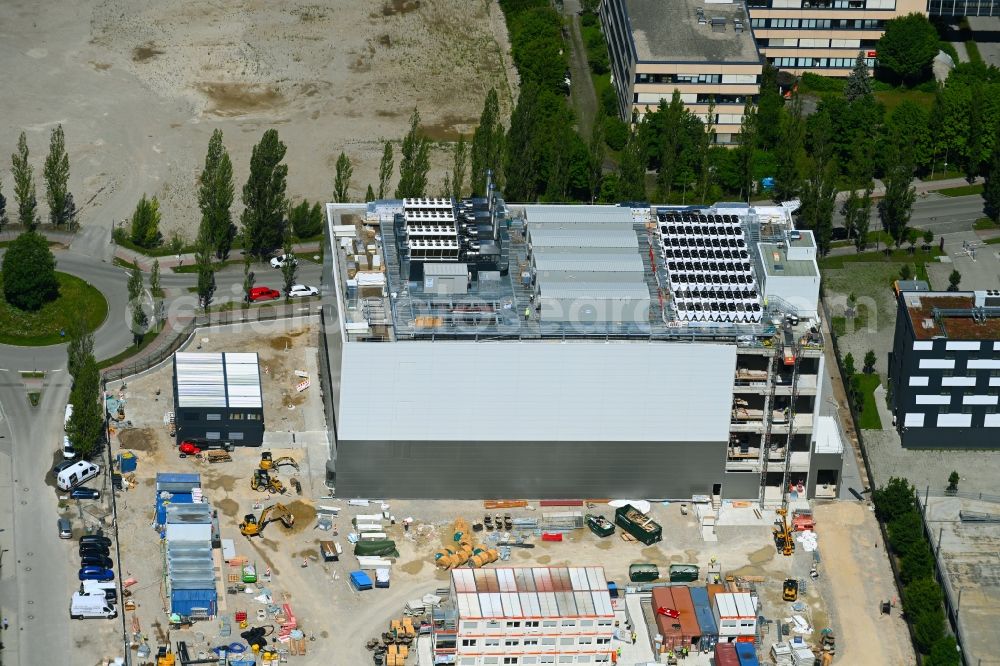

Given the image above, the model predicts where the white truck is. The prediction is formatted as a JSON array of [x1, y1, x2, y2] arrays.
[[81, 580, 118, 602], [70, 592, 117, 619]]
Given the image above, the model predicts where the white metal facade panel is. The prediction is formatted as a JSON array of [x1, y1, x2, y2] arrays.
[[985, 414, 1000, 427], [963, 395, 998, 405], [946, 341, 981, 351], [165, 523, 212, 542], [339, 342, 736, 443], [912, 341, 934, 351], [919, 359, 955, 370], [969, 359, 1000, 370], [942, 377, 976, 387], [937, 413, 972, 427], [908, 376, 929, 387], [904, 413, 925, 427], [915, 395, 951, 405]]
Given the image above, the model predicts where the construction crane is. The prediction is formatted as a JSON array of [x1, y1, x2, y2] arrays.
[[240, 504, 295, 537], [259, 451, 300, 472], [773, 508, 794, 556], [250, 468, 285, 494]]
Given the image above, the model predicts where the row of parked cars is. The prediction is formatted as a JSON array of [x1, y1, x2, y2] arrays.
[[70, 532, 118, 619], [247, 283, 319, 302]]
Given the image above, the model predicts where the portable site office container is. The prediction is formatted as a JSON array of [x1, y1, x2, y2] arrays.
[[690, 586, 718, 651], [669, 564, 699, 582], [629, 563, 660, 582], [651, 587, 700, 652], [713, 592, 758, 638]]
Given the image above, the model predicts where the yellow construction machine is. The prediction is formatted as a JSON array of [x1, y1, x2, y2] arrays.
[[259, 451, 300, 472], [240, 503, 295, 537], [251, 468, 285, 494], [773, 508, 795, 557]]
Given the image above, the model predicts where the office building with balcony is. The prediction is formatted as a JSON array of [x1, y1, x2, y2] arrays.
[[600, 0, 762, 143], [889, 289, 1000, 448]]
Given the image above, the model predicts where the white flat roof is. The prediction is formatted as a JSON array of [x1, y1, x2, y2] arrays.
[[453, 567, 614, 620], [174, 352, 262, 409], [813, 415, 845, 454], [337, 341, 736, 442]]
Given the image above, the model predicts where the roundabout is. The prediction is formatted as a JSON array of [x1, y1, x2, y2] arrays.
[[0, 270, 108, 346]]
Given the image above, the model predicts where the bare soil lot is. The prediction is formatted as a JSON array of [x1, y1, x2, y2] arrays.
[[0, 0, 516, 239]]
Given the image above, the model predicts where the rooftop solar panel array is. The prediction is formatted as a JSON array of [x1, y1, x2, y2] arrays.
[[657, 210, 762, 323]]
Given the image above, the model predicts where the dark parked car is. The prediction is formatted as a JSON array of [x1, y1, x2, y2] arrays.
[[78, 567, 114, 582], [79, 544, 110, 557], [79, 535, 112, 548], [80, 554, 114, 569], [70, 487, 100, 501], [52, 459, 76, 476]]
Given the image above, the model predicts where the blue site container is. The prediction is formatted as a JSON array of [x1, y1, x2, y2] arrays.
[[690, 586, 718, 651], [117, 451, 138, 473], [735, 642, 760, 666], [170, 588, 217, 616], [350, 571, 373, 591], [155, 492, 193, 525]]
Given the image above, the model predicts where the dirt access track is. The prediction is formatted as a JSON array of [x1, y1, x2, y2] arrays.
[[0, 0, 516, 239]]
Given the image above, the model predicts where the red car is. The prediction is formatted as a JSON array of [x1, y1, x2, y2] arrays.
[[656, 607, 680, 619], [248, 286, 280, 302]]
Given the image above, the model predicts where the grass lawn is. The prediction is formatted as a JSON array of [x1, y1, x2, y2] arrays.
[[113, 257, 140, 271], [0, 272, 108, 345], [171, 258, 244, 274], [874, 89, 935, 112], [830, 230, 891, 249], [855, 373, 883, 429], [974, 217, 997, 230], [986, 236, 1000, 245], [831, 311, 869, 337], [923, 169, 965, 181], [819, 246, 943, 270], [939, 183, 983, 197], [97, 322, 163, 369]]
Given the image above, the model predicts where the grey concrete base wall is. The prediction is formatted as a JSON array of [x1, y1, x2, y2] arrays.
[[334, 439, 750, 500], [808, 451, 843, 497], [901, 428, 999, 449]]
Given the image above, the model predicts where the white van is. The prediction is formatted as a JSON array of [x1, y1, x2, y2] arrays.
[[64, 403, 73, 430], [70, 592, 117, 619], [57, 461, 100, 491], [80, 580, 118, 602]]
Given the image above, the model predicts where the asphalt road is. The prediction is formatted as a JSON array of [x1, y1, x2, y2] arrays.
[[834, 193, 985, 237]]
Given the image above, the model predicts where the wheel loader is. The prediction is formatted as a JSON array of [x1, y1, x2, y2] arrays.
[[250, 468, 285, 494], [239, 503, 295, 537]]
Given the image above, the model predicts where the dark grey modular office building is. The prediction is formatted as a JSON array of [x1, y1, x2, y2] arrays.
[[172, 352, 265, 446], [890, 290, 1000, 449]]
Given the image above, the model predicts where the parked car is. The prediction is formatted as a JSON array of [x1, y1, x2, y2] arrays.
[[287, 284, 319, 298], [58, 517, 73, 539], [269, 254, 297, 269], [70, 487, 100, 501], [247, 286, 281, 302], [78, 567, 114, 582], [79, 544, 110, 557], [52, 459, 77, 477], [79, 535, 112, 548], [80, 554, 114, 569], [62, 436, 77, 460]]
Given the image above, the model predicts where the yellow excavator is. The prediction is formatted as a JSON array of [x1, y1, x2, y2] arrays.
[[259, 451, 300, 472], [239, 503, 295, 537], [250, 468, 285, 494], [773, 508, 795, 556]]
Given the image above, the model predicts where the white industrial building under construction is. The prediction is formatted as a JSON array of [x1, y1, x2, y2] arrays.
[[319, 189, 843, 506]]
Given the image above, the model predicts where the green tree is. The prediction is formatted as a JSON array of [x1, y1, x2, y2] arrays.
[[43, 124, 71, 226], [873, 477, 918, 522], [289, 200, 323, 239], [843, 352, 856, 377], [913, 609, 945, 653], [885, 101, 932, 173], [377, 141, 394, 199], [168, 231, 184, 257], [863, 349, 877, 374], [926, 636, 961, 666], [194, 236, 215, 310], [948, 269, 962, 291], [876, 13, 940, 85], [772, 95, 806, 203], [11, 131, 39, 230], [922, 229, 934, 249], [1, 231, 58, 310], [333, 151, 353, 203], [735, 100, 757, 201], [66, 355, 103, 459], [440, 173, 452, 199], [948, 471, 960, 492], [879, 144, 916, 249], [900, 541, 935, 583], [756, 64, 784, 150], [616, 129, 647, 201], [150, 259, 160, 299], [280, 235, 297, 299], [699, 98, 716, 203], [451, 134, 468, 200], [129, 194, 162, 248], [0, 177, 8, 233], [129, 293, 149, 346], [470, 89, 505, 195], [126, 265, 143, 304], [241, 129, 288, 259], [587, 119, 605, 202], [888, 509, 926, 556], [797, 112, 837, 254], [366, 184, 375, 201], [845, 52, 873, 102], [197, 129, 235, 260], [964, 84, 984, 182], [984, 131, 1000, 223], [66, 308, 94, 381], [900, 263, 913, 280], [395, 109, 431, 199], [242, 236, 254, 309]]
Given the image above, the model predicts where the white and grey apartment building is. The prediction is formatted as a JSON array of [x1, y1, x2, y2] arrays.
[[890, 290, 1000, 449], [319, 189, 843, 506]]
